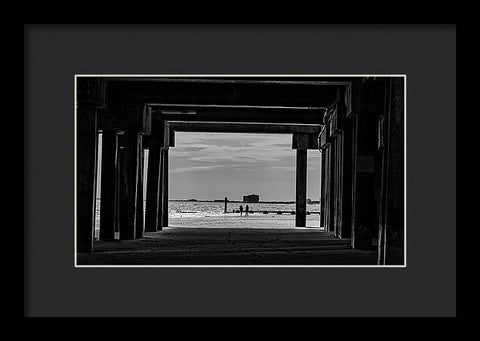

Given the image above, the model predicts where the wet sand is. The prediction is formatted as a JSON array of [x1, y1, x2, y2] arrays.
[[169, 214, 322, 229]]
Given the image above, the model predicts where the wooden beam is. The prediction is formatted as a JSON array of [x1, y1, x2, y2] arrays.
[[107, 79, 342, 108], [157, 110, 324, 125], [151, 104, 326, 125], [103, 76, 354, 85], [166, 121, 322, 135], [97, 105, 152, 134]]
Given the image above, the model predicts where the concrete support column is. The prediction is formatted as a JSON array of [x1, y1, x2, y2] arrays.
[[99, 131, 118, 240], [161, 148, 169, 227], [378, 77, 405, 265], [135, 135, 145, 239], [351, 114, 378, 249], [349, 78, 387, 250], [341, 124, 353, 239], [333, 134, 342, 237], [76, 104, 98, 252], [119, 132, 140, 240], [333, 125, 353, 239], [114, 141, 124, 233], [145, 146, 161, 232], [295, 148, 307, 227], [157, 155, 164, 231], [319, 148, 326, 228], [325, 141, 336, 233]]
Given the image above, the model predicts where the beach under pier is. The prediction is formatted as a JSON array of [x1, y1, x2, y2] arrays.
[[81, 215, 377, 266]]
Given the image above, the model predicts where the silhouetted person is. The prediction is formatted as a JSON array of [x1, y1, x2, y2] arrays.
[[245, 205, 249, 217], [239, 205, 243, 216]]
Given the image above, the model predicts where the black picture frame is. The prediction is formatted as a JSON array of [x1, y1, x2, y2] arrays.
[[23, 23, 459, 319]]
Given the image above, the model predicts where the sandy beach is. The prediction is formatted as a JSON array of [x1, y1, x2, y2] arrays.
[[169, 213, 322, 229], [81, 215, 377, 266]]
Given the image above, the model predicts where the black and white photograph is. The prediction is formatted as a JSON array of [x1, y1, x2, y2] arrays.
[[75, 75, 405, 266]]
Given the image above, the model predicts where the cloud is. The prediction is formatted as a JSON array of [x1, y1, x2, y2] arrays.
[[172, 132, 295, 165], [170, 164, 229, 174]]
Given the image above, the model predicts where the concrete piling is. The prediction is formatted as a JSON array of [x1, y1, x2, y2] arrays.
[[99, 130, 117, 240]]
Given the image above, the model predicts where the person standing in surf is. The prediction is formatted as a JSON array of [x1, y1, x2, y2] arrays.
[[245, 205, 249, 217], [239, 205, 243, 216]]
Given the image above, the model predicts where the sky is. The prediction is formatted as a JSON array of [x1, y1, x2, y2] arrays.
[[169, 132, 321, 202]]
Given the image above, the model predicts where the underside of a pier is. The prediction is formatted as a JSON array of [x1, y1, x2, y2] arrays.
[[76, 76, 404, 266]]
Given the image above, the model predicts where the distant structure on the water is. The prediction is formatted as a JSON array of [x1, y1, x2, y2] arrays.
[[243, 194, 260, 203]]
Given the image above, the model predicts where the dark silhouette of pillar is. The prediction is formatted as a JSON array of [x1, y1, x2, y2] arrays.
[[135, 135, 144, 239], [340, 124, 353, 239], [145, 146, 161, 232], [99, 131, 118, 240], [320, 148, 326, 228], [157, 155, 164, 231], [114, 142, 124, 234], [161, 149, 169, 227], [224, 197, 228, 213], [77, 104, 98, 252], [119, 132, 139, 240], [332, 121, 353, 239], [378, 77, 405, 265], [295, 148, 307, 227], [351, 114, 378, 249], [349, 78, 387, 250], [333, 134, 341, 237], [325, 140, 336, 233]]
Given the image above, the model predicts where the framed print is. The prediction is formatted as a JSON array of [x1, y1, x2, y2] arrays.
[[24, 24, 457, 317]]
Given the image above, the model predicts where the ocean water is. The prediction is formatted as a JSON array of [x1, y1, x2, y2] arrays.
[[95, 199, 320, 228], [168, 201, 320, 218]]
